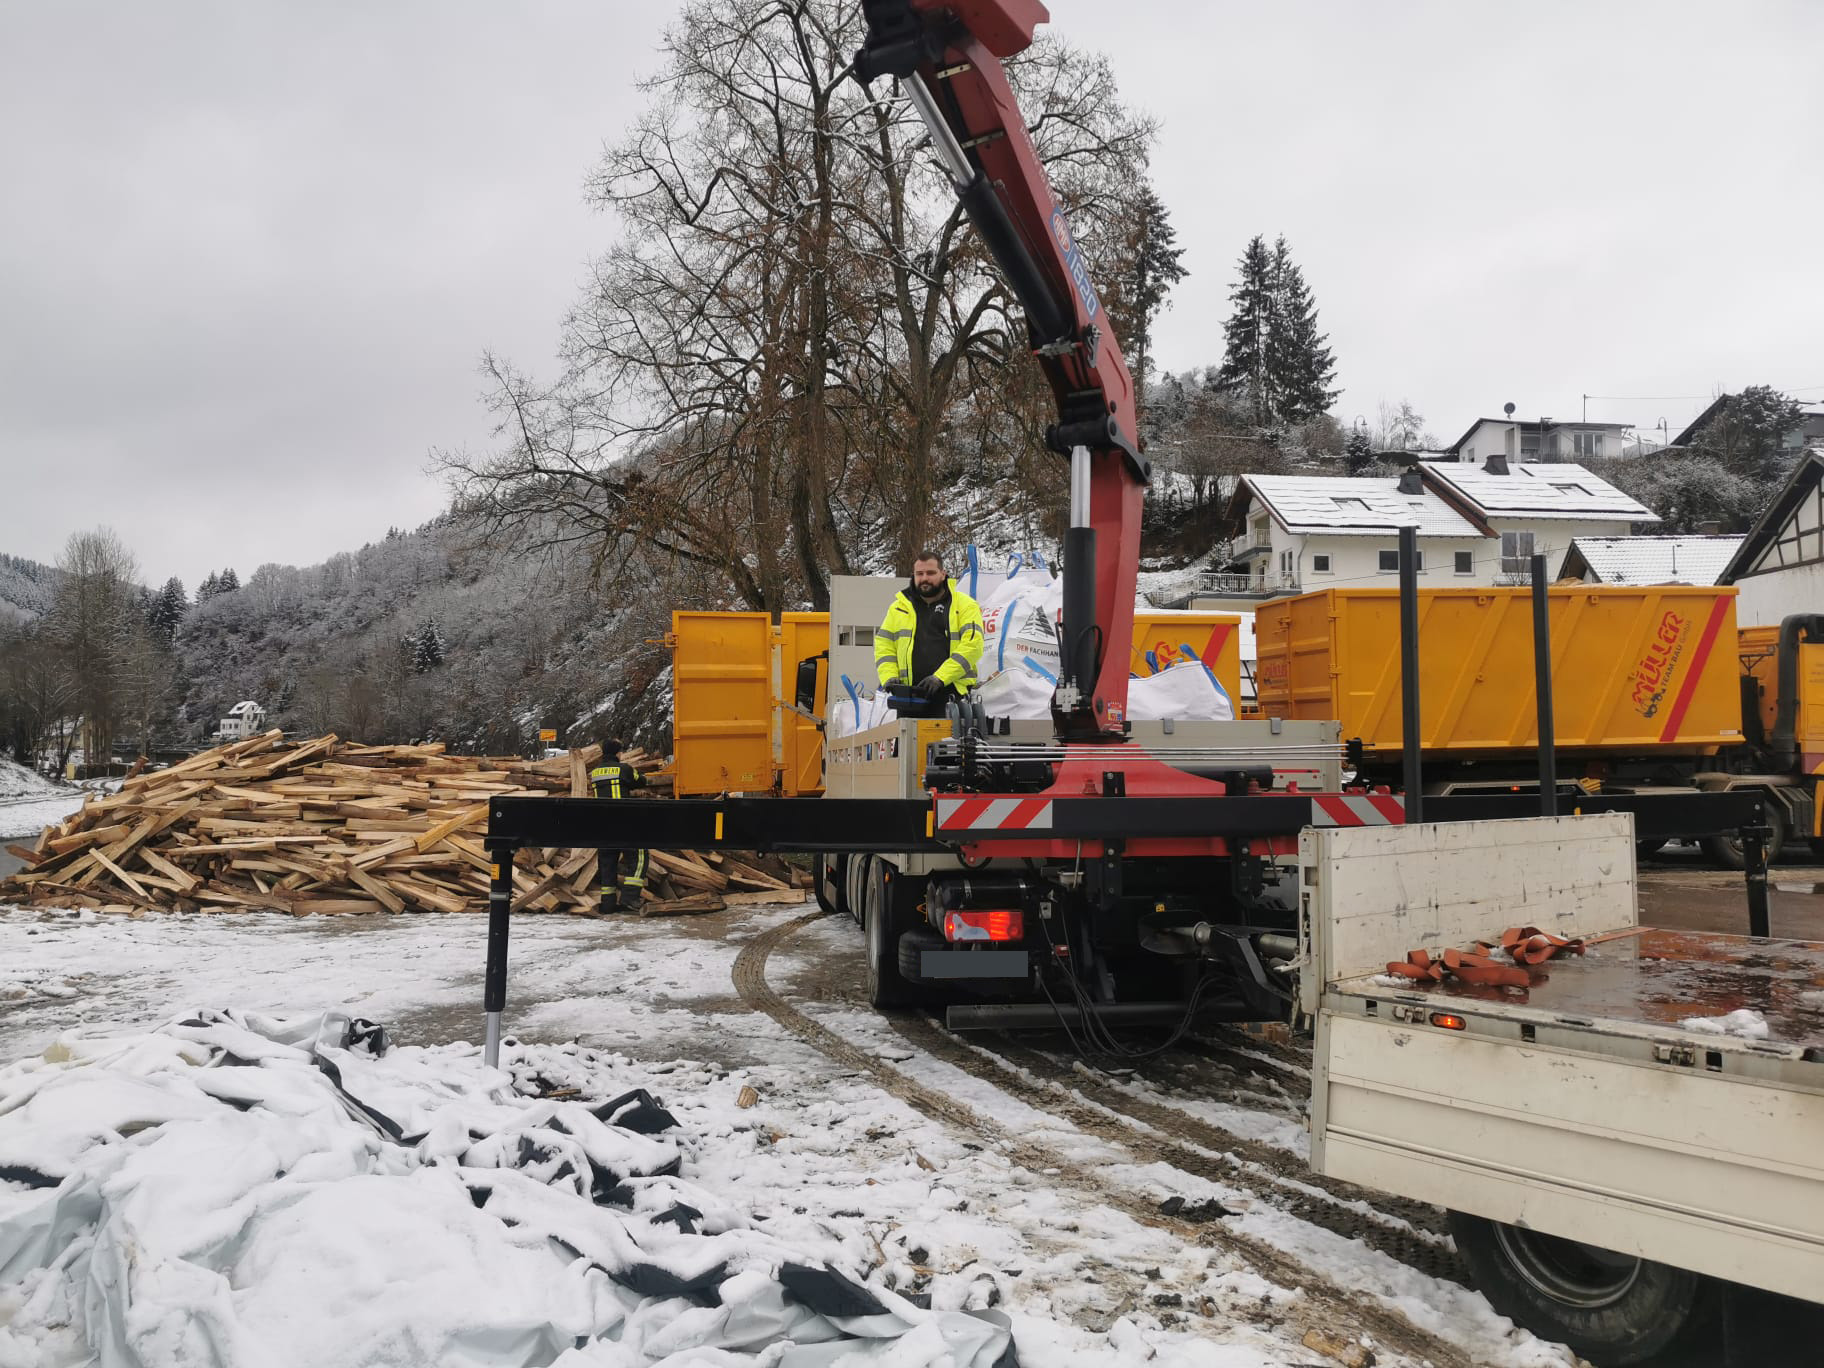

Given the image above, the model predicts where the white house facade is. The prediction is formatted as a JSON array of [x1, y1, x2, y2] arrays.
[[1436, 417, 1634, 466], [1227, 473, 1493, 597], [1719, 450, 1824, 627], [216, 701, 268, 741]]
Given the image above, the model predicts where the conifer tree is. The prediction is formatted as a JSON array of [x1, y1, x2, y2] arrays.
[[1215, 235, 1339, 427], [1214, 235, 1276, 425], [1268, 237, 1339, 423], [411, 619, 445, 674], [1124, 186, 1189, 410], [146, 577, 188, 645], [196, 572, 220, 603], [217, 567, 239, 594]]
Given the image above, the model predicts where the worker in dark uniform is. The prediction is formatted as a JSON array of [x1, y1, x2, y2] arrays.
[[589, 739, 648, 913]]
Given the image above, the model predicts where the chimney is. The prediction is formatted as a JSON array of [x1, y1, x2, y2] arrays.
[[1483, 452, 1510, 476], [1397, 466, 1425, 496]]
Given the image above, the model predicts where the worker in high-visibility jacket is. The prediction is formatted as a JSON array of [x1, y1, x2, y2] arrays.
[[875, 549, 984, 718], [589, 739, 647, 913]]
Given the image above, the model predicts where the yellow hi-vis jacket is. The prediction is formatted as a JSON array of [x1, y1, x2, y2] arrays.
[[874, 579, 985, 693]]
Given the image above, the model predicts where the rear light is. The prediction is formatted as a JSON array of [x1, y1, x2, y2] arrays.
[[943, 909, 1023, 942], [1430, 1012, 1467, 1031]]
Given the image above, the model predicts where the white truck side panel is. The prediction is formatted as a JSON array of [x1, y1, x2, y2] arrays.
[[1298, 813, 1636, 1016], [1318, 1014, 1824, 1302]]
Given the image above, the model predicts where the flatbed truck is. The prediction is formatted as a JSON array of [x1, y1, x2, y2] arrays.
[[1301, 811, 1824, 1364]]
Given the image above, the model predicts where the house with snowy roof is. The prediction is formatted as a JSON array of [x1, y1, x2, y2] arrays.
[[1560, 535, 1744, 587], [214, 700, 268, 741], [1432, 416, 1635, 466], [1220, 470, 1493, 597], [1420, 456, 1656, 581], [1217, 458, 1656, 598]]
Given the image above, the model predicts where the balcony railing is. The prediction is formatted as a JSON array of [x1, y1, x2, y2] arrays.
[[1199, 571, 1302, 597]]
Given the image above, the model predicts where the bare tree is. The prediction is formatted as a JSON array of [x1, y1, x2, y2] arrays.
[[48, 527, 141, 770], [441, 0, 1157, 606]]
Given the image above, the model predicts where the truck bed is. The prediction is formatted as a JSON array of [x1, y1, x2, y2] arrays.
[[1303, 814, 1824, 1304], [1333, 926, 1824, 1062]]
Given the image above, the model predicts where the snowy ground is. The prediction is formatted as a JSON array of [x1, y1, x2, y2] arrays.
[[0, 899, 1579, 1368], [0, 762, 87, 860]]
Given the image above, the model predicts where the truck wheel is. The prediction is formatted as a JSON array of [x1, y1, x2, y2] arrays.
[[864, 859, 913, 1009], [1701, 803, 1785, 869], [814, 853, 840, 917], [1447, 1212, 1715, 1364], [898, 926, 945, 982], [843, 854, 870, 926]]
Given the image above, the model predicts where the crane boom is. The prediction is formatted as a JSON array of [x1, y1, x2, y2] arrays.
[[854, 0, 1146, 739]]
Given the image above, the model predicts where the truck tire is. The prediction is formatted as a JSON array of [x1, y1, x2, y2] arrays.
[[814, 853, 840, 917], [1701, 803, 1785, 870], [843, 854, 870, 925], [864, 859, 914, 1009], [898, 926, 945, 982], [1447, 1212, 1715, 1364]]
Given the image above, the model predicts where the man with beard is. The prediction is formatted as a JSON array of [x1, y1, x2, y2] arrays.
[[874, 550, 984, 718]]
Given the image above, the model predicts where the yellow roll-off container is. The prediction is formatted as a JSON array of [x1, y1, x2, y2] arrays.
[[1255, 586, 1743, 757], [669, 606, 1242, 795]]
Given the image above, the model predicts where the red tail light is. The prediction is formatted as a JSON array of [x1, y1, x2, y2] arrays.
[[943, 909, 1023, 942]]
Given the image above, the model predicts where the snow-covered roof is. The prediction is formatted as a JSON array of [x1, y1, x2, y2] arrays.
[[1241, 475, 1484, 538], [227, 701, 264, 716], [1568, 535, 1743, 586], [1425, 462, 1656, 522]]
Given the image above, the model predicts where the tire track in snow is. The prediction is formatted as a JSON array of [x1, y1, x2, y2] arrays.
[[893, 1018, 1463, 1285], [734, 909, 1477, 1368]]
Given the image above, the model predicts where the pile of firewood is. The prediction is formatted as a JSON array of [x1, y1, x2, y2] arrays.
[[0, 731, 807, 919]]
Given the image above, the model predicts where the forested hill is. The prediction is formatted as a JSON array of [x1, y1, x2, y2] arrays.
[[0, 553, 60, 625]]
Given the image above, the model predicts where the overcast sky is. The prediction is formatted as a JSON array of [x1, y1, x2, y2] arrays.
[[2, 1, 1819, 590]]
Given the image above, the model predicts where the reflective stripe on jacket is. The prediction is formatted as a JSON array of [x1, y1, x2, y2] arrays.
[[874, 578, 984, 691], [589, 763, 643, 799]]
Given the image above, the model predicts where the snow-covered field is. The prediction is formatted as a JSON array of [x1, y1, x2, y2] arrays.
[[0, 761, 87, 851], [0, 900, 1575, 1368]]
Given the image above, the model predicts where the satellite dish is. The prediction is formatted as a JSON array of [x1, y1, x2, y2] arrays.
[[1503, 402, 1516, 416]]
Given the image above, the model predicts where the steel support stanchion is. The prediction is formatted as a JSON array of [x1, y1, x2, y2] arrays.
[[483, 840, 514, 1067], [1742, 818, 1771, 939], [1531, 553, 1558, 817], [1398, 525, 1423, 824]]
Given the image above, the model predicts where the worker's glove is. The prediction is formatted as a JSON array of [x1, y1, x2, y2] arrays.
[[879, 675, 903, 692], [915, 676, 946, 701]]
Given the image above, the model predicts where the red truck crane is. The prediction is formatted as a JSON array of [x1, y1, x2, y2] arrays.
[[483, 0, 1763, 1052]]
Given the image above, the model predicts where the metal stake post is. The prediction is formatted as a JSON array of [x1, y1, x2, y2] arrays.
[[1743, 817, 1771, 939], [1398, 525, 1423, 823], [1531, 553, 1558, 817], [483, 839, 514, 1067]]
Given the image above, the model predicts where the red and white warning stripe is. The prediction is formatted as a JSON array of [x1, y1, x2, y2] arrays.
[[1310, 794, 1406, 826], [935, 796, 1055, 832]]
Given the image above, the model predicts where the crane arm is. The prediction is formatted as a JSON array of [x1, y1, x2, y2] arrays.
[[854, 0, 1146, 739]]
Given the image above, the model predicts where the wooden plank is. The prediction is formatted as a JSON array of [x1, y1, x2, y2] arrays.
[[47, 823, 129, 853], [350, 836, 417, 869], [413, 803, 488, 853], [138, 847, 200, 893], [723, 889, 810, 907], [343, 862, 407, 914], [92, 849, 151, 899], [637, 893, 726, 916]]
